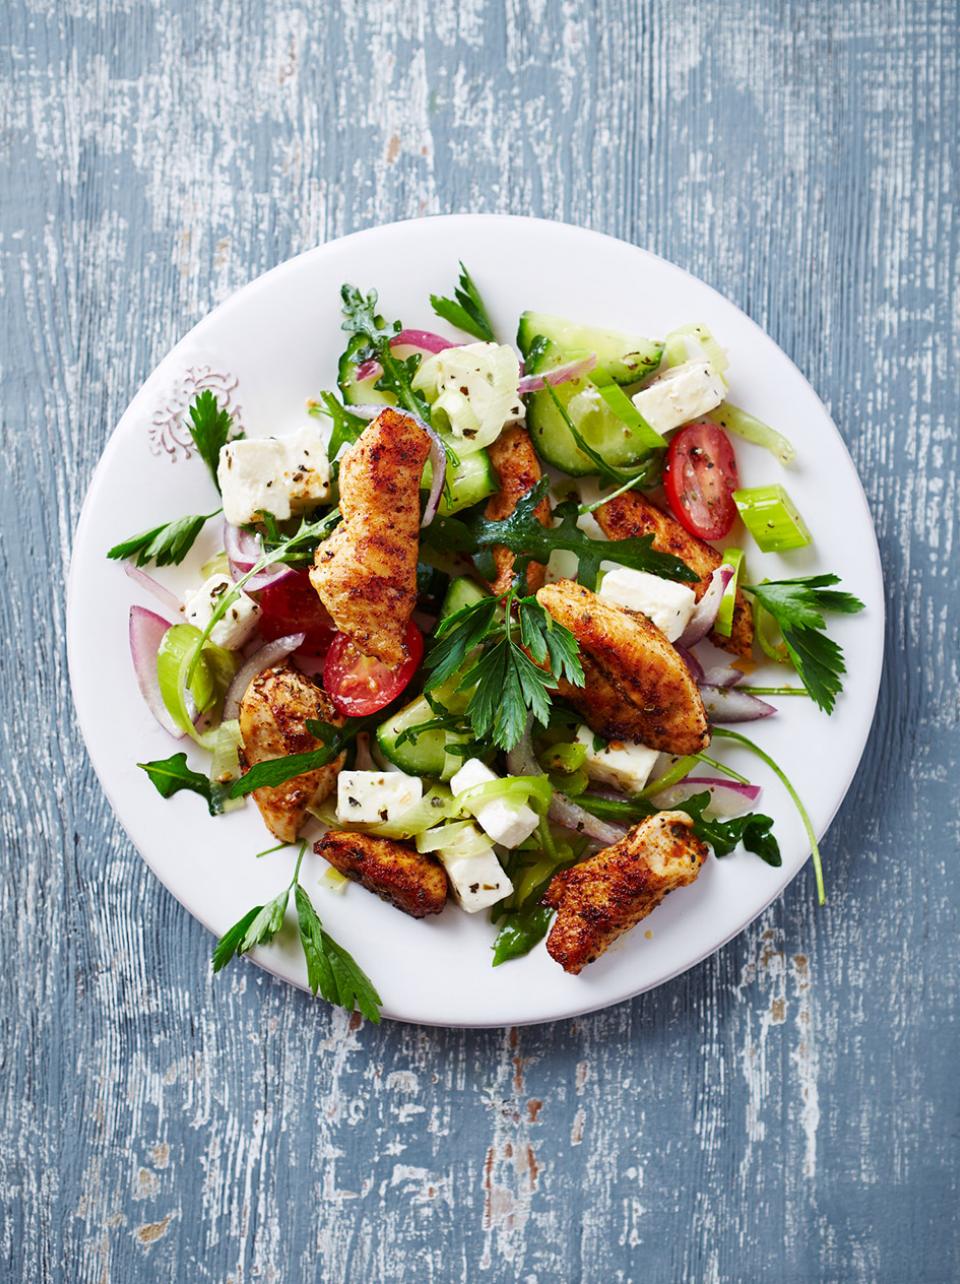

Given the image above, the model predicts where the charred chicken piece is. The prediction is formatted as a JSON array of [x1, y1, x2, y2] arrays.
[[315, 830, 448, 919], [483, 426, 552, 594], [238, 663, 344, 843], [544, 811, 708, 974], [537, 579, 710, 755], [310, 408, 431, 666]]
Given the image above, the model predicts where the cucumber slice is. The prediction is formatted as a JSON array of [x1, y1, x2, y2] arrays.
[[422, 449, 497, 516], [517, 310, 663, 385], [440, 575, 489, 621], [522, 339, 661, 476], [377, 696, 450, 777], [338, 335, 394, 408]]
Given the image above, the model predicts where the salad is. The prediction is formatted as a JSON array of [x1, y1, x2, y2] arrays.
[[110, 264, 864, 1021]]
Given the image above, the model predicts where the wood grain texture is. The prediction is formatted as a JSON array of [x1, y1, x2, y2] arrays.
[[1, 1, 958, 1280]]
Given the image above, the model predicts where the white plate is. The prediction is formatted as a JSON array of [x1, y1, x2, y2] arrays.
[[67, 215, 884, 1027]]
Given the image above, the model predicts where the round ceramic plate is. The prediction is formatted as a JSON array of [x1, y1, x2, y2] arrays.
[[68, 215, 884, 1027]]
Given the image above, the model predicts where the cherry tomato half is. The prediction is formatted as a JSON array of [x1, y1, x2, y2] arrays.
[[663, 420, 740, 541], [256, 570, 335, 655], [323, 620, 424, 717]]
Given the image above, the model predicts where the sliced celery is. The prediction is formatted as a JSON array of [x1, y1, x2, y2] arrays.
[[714, 403, 796, 466], [156, 623, 237, 746], [201, 550, 231, 579], [209, 718, 245, 813], [733, 484, 812, 552], [714, 548, 745, 636], [589, 370, 666, 450], [662, 323, 729, 378]]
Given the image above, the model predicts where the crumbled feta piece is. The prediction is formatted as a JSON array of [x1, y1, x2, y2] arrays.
[[183, 573, 261, 650], [415, 343, 523, 451], [336, 770, 422, 826], [599, 567, 697, 642], [630, 360, 725, 436], [575, 725, 660, 794], [217, 424, 331, 526], [436, 825, 514, 913], [449, 758, 540, 849]]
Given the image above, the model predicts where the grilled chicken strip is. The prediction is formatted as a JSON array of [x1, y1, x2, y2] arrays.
[[543, 811, 708, 973], [310, 408, 431, 666], [315, 831, 447, 919], [597, 491, 754, 657], [239, 663, 345, 843], [484, 426, 552, 595], [537, 579, 710, 754]]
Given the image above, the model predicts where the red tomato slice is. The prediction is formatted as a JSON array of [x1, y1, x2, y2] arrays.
[[663, 421, 740, 541], [323, 620, 424, 717], [256, 570, 335, 655]]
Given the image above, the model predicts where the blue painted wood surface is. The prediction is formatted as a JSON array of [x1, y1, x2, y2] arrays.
[[1, 1, 957, 1280]]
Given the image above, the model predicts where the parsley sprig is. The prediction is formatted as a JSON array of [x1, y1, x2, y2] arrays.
[[188, 388, 239, 489], [423, 477, 698, 591], [424, 589, 584, 752], [741, 575, 865, 714], [429, 262, 495, 342], [213, 842, 382, 1021], [108, 509, 221, 568], [340, 284, 433, 423]]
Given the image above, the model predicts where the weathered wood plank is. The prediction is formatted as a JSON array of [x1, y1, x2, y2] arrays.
[[1, 0, 957, 1280]]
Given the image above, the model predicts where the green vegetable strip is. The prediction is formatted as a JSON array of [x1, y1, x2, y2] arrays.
[[712, 727, 825, 905], [733, 484, 812, 552]]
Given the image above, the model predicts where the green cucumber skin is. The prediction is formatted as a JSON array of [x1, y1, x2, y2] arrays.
[[440, 576, 489, 620], [434, 451, 496, 516], [376, 696, 446, 776], [337, 339, 393, 408], [516, 310, 663, 385]]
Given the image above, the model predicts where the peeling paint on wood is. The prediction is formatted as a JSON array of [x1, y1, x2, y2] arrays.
[[1, 1, 958, 1281]]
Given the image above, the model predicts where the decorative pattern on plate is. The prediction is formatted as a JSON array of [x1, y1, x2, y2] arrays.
[[148, 365, 244, 461]]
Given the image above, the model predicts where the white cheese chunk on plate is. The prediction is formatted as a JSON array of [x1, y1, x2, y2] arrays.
[[598, 566, 697, 642], [183, 573, 261, 649], [436, 826, 514, 913], [336, 770, 423, 826], [575, 724, 660, 793], [218, 423, 331, 526], [449, 758, 539, 849], [631, 359, 725, 436]]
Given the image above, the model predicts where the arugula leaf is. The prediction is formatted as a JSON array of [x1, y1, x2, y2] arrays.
[[188, 389, 237, 488], [108, 509, 220, 568], [575, 789, 780, 867], [138, 753, 218, 814], [309, 391, 367, 463], [673, 792, 781, 866], [340, 284, 433, 423], [492, 905, 554, 966], [429, 262, 495, 342], [424, 478, 697, 590], [425, 592, 584, 752], [742, 575, 865, 714]]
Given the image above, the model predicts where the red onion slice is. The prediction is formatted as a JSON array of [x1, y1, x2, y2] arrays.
[[505, 724, 627, 847], [700, 685, 776, 723], [653, 776, 761, 816], [420, 428, 448, 529], [129, 606, 182, 738], [124, 562, 181, 615], [701, 664, 744, 688], [517, 353, 597, 394], [223, 633, 306, 721], [355, 330, 460, 381], [223, 520, 296, 592], [677, 565, 735, 648], [676, 646, 705, 682]]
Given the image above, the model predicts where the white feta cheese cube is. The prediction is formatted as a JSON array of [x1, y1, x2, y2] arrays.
[[575, 724, 660, 793], [631, 360, 725, 436], [598, 567, 697, 642], [336, 770, 423, 826], [218, 425, 331, 526], [436, 827, 513, 913], [449, 758, 540, 849], [183, 573, 261, 649]]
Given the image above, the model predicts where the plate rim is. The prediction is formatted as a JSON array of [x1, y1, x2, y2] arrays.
[[67, 213, 885, 1027]]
